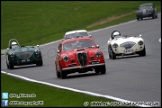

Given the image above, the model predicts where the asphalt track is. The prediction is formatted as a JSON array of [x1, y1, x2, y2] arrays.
[[1, 14, 161, 106]]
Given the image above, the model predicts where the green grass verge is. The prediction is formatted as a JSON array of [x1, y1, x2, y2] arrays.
[[1, 1, 161, 49], [2, 73, 130, 107]]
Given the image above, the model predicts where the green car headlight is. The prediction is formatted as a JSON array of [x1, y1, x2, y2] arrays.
[[10, 52, 14, 57], [35, 49, 39, 54]]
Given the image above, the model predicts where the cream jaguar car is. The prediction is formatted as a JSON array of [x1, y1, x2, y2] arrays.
[[107, 30, 146, 59]]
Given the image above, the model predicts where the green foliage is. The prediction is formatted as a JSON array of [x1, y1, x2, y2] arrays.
[[1, 1, 161, 49]]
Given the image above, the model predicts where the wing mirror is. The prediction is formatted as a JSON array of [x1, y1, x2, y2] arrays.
[[96, 45, 100, 48], [37, 45, 39, 47], [6, 48, 9, 50], [57, 50, 60, 53]]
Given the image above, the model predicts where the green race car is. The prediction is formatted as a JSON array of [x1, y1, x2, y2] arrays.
[[5, 39, 43, 69]]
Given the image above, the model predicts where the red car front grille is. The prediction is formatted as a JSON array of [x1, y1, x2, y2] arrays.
[[77, 52, 87, 66]]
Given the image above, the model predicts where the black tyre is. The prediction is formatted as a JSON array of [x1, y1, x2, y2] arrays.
[[101, 65, 106, 74], [156, 15, 158, 18], [95, 68, 100, 74], [109, 50, 116, 59], [6, 61, 9, 69], [109, 52, 116, 59], [36, 58, 43, 66], [95, 65, 106, 74], [139, 46, 146, 56], [108, 46, 112, 59], [111, 52, 116, 59], [60, 71, 67, 79], [9, 62, 14, 69], [137, 17, 139, 21], [57, 71, 61, 78], [59, 63, 67, 79], [152, 13, 156, 19], [108, 52, 112, 59], [55, 64, 60, 78], [108, 45, 116, 59], [7, 56, 14, 69]]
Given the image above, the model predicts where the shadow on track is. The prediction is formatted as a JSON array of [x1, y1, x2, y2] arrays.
[[108, 54, 146, 60], [63, 72, 105, 79], [12, 65, 41, 70], [137, 17, 157, 21]]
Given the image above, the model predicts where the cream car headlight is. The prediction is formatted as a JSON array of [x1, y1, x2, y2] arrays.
[[138, 41, 143, 45], [63, 56, 69, 62], [112, 43, 118, 48]]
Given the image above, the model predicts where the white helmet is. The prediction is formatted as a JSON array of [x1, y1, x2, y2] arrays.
[[111, 30, 121, 39], [113, 31, 120, 36], [11, 41, 17, 46]]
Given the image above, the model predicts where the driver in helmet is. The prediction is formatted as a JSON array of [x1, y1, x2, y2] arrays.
[[74, 40, 82, 48], [11, 41, 19, 49], [111, 30, 121, 39]]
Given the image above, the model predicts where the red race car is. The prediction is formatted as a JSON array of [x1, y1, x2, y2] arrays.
[[55, 37, 106, 79]]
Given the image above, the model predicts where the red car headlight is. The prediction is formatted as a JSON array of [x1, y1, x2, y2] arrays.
[[63, 56, 69, 62], [96, 52, 101, 58]]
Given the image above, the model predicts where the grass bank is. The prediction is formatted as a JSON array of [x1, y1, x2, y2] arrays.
[[1, 73, 130, 107], [1, 1, 161, 49]]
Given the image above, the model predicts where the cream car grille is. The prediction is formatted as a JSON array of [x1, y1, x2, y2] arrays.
[[120, 42, 136, 49]]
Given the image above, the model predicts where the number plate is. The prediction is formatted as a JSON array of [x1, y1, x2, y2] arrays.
[[21, 59, 30, 62], [21, 60, 26, 62], [124, 49, 133, 53], [26, 59, 30, 62]]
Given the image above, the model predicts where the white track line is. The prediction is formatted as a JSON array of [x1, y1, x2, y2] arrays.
[[1, 71, 152, 107]]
